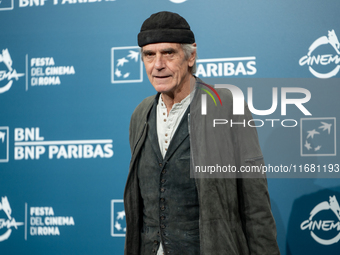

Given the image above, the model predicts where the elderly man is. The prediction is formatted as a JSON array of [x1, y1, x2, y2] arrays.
[[124, 11, 280, 255]]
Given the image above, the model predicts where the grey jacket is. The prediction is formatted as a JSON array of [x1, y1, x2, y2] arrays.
[[124, 79, 280, 255]]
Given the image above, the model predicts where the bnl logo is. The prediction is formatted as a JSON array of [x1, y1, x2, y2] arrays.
[[301, 117, 336, 156], [111, 46, 143, 84], [111, 200, 126, 237], [0, 127, 9, 163], [0, 0, 14, 11]]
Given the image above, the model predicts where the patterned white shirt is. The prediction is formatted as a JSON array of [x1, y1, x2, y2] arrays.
[[157, 94, 191, 158]]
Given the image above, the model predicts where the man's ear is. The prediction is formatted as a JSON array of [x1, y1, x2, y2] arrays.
[[188, 43, 197, 67]]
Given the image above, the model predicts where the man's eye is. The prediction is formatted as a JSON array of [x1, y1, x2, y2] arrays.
[[144, 52, 154, 58]]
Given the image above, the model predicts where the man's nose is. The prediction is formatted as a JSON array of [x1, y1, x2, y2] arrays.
[[154, 54, 165, 70]]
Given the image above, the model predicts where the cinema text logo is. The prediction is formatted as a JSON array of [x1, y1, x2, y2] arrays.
[[196, 56, 256, 78], [0, 196, 24, 242], [203, 84, 311, 128], [299, 29, 340, 79], [13, 127, 113, 160], [0, 49, 24, 94], [301, 195, 340, 245], [30, 206, 74, 236], [30, 57, 75, 87]]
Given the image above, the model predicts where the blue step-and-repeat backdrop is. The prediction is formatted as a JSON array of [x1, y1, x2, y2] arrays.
[[1, 0, 340, 254]]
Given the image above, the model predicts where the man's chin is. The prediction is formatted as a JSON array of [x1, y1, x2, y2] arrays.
[[152, 83, 173, 93], [155, 88, 171, 94]]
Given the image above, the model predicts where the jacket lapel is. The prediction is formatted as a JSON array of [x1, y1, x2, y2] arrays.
[[163, 105, 190, 162]]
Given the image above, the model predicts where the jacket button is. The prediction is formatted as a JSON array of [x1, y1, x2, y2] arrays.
[[161, 224, 166, 229], [160, 188, 165, 192], [154, 240, 158, 244], [160, 215, 165, 220], [161, 179, 166, 184], [161, 169, 166, 174], [160, 205, 165, 211], [159, 163, 162, 167], [160, 198, 165, 202]]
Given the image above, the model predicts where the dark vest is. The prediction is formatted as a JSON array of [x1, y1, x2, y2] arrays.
[[137, 99, 200, 255]]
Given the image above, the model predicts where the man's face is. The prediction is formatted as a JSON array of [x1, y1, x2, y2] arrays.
[[142, 42, 195, 95]]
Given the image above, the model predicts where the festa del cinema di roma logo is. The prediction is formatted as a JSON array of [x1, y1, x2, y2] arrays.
[[1, 195, 75, 241], [301, 195, 340, 245], [0, 196, 24, 242], [0, 49, 24, 94], [299, 29, 340, 78]]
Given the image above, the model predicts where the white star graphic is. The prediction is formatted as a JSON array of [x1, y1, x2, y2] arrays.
[[304, 140, 312, 150], [307, 129, 320, 139], [117, 210, 125, 220], [117, 57, 129, 67]]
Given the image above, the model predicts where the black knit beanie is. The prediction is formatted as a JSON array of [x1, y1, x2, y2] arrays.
[[138, 11, 195, 47]]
